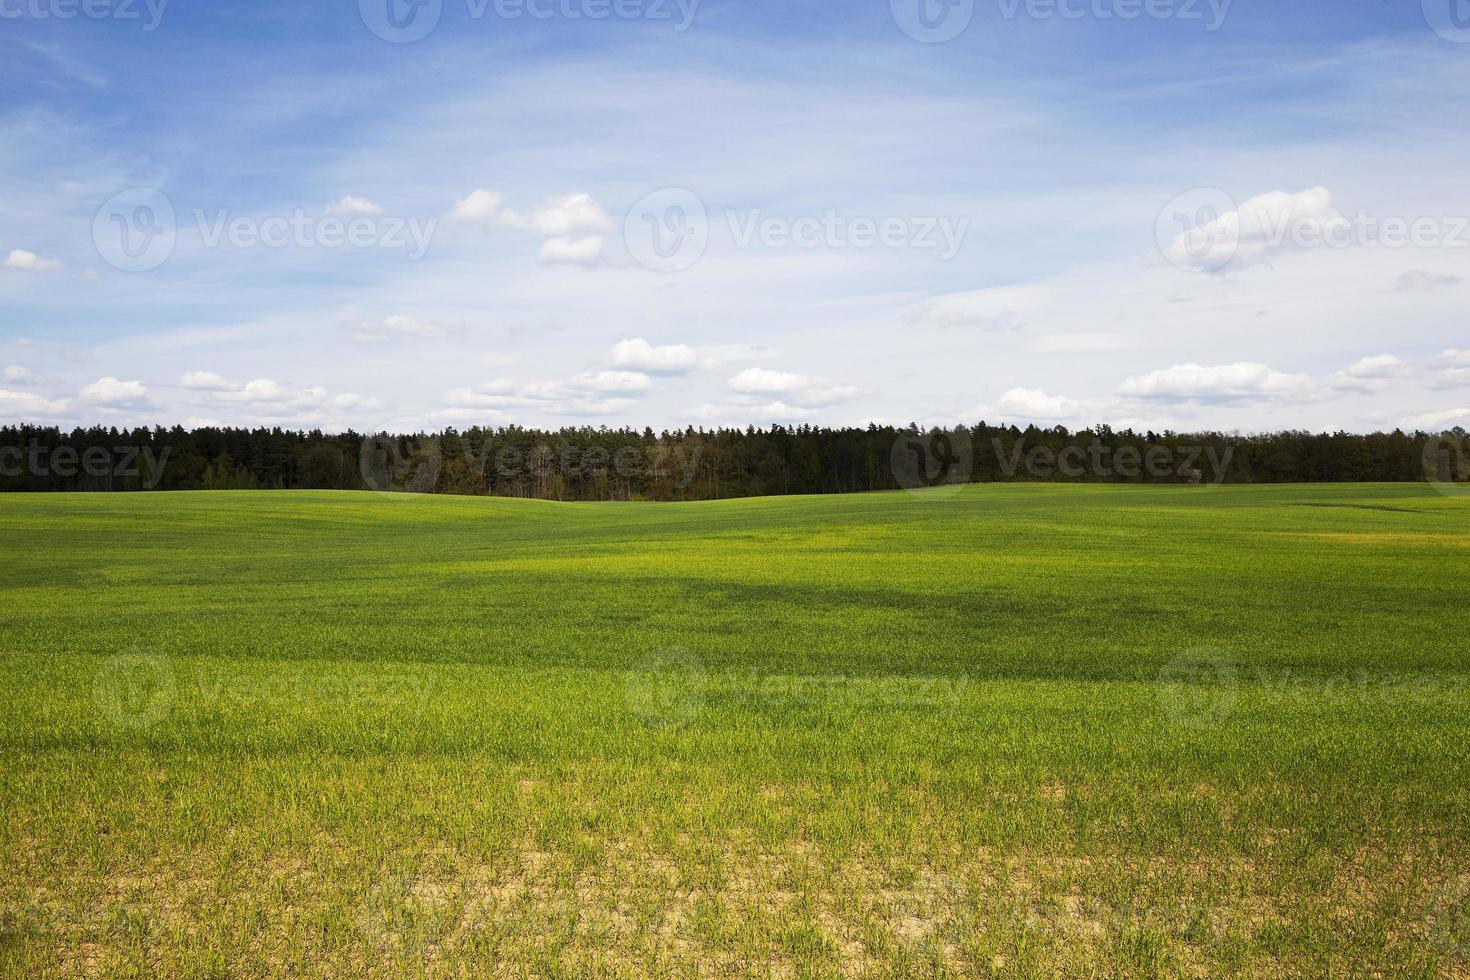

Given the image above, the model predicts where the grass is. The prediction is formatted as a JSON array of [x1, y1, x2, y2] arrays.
[[2, 483, 1469, 976]]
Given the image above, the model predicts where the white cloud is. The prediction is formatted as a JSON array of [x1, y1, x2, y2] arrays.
[[538, 235, 604, 266], [323, 195, 383, 217], [348, 314, 460, 344], [169, 371, 358, 422], [1329, 354, 1412, 392], [180, 370, 233, 391], [200, 379, 328, 416], [184, 373, 345, 415], [0, 389, 68, 417], [503, 192, 612, 237], [725, 367, 857, 410], [217, 378, 287, 402], [1395, 270, 1461, 291], [1341, 354, 1410, 379], [450, 189, 506, 222], [1164, 186, 1342, 274], [426, 407, 516, 426], [729, 367, 809, 394], [695, 400, 817, 424], [609, 338, 699, 375], [453, 190, 611, 265], [444, 370, 648, 418], [331, 392, 382, 411], [4, 248, 61, 272], [1425, 350, 1470, 390], [1402, 408, 1470, 431], [1119, 363, 1314, 401], [1430, 369, 1470, 390], [451, 190, 610, 236], [996, 387, 1091, 420], [3, 366, 34, 384], [470, 393, 639, 416], [78, 376, 149, 407]]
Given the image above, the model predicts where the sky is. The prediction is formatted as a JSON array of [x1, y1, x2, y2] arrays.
[[2, 0, 1468, 435]]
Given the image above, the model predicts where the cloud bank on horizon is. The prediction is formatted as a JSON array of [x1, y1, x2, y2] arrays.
[[1, 0, 1468, 435]]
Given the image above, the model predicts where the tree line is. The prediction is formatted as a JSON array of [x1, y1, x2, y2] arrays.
[[0, 422, 1465, 498]]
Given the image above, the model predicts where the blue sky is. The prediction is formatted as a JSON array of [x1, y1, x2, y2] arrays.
[[2, 0, 1468, 433]]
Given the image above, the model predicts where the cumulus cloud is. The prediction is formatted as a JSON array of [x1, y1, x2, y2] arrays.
[[0, 389, 68, 417], [330, 392, 382, 411], [78, 376, 149, 407], [443, 368, 652, 418], [4, 248, 61, 272], [3, 366, 34, 384], [452, 190, 611, 266], [176, 371, 374, 421], [427, 407, 514, 426], [996, 387, 1091, 420], [503, 192, 612, 238], [186, 376, 332, 417], [1341, 354, 1411, 379], [1434, 369, 1470, 390], [1428, 351, 1470, 391], [323, 195, 383, 217], [347, 314, 461, 344], [1164, 186, 1342, 274], [1329, 354, 1412, 392], [694, 400, 818, 424], [538, 235, 604, 266], [609, 338, 699, 375], [445, 385, 637, 417], [728, 367, 857, 407], [1395, 270, 1461, 291], [450, 189, 506, 222], [729, 368, 809, 394], [213, 379, 289, 403], [1402, 408, 1470, 432], [1119, 363, 1314, 401]]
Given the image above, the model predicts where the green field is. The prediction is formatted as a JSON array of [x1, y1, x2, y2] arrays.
[[3, 484, 1469, 977]]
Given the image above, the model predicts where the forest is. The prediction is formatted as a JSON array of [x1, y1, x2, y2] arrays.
[[1, 421, 1465, 499]]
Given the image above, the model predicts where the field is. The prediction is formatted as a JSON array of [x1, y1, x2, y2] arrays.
[[2, 483, 1469, 977]]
